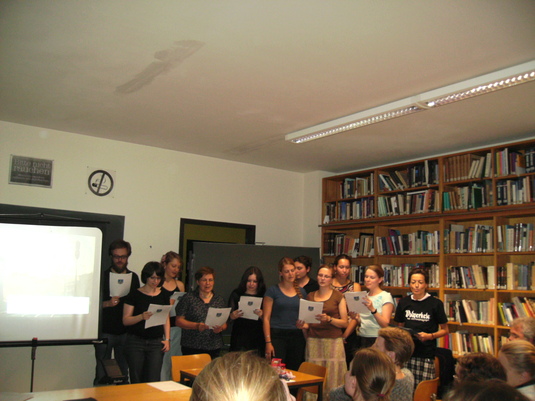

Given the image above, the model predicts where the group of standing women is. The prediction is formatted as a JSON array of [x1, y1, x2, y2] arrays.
[[121, 250, 448, 401]]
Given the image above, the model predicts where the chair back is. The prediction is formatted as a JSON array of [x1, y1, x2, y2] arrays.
[[413, 377, 439, 401], [296, 361, 327, 401], [171, 353, 211, 382]]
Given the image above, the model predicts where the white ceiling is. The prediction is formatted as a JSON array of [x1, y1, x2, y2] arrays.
[[1, 1, 534, 173]]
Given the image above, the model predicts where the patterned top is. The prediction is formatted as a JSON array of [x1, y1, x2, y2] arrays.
[[175, 288, 226, 350], [331, 280, 355, 294]]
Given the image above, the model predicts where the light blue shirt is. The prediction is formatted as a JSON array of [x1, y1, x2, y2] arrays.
[[359, 290, 393, 337]]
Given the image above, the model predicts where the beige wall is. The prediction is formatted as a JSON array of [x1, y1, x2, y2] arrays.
[[0, 121, 327, 392]]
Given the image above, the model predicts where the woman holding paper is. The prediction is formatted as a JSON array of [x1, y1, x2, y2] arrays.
[[123, 261, 171, 383], [228, 266, 266, 356], [297, 264, 348, 399], [394, 268, 448, 387], [353, 264, 394, 349], [159, 251, 186, 380], [263, 257, 307, 370], [175, 266, 228, 359]]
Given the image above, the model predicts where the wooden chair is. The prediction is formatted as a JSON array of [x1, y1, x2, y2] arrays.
[[171, 354, 211, 383], [413, 377, 439, 401], [295, 361, 327, 401]]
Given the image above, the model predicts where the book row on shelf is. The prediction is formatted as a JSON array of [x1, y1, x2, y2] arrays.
[[444, 223, 494, 253], [378, 159, 439, 192], [445, 263, 535, 291], [442, 181, 491, 211], [329, 197, 375, 222], [444, 331, 495, 356], [499, 296, 535, 326], [495, 147, 535, 176], [341, 174, 374, 199], [444, 153, 492, 182], [377, 188, 439, 217], [498, 222, 535, 252], [376, 229, 439, 256], [497, 175, 535, 206], [444, 294, 494, 325], [325, 222, 535, 256], [350, 263, 440, 289]]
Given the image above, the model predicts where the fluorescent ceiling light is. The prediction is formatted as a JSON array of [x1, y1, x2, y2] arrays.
[[286, 60, 535, 144]]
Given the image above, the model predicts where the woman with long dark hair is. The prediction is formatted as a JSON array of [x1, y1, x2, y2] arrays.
[[228, 266, 266, 356]]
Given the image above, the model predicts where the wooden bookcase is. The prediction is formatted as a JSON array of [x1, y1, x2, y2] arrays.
[[321, 138, 535, 356]]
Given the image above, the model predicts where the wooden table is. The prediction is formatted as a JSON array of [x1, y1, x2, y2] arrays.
[[180, 367, 324, 401], [17, 381, 192, 401]]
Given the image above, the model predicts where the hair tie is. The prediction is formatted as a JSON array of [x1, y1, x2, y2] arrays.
[[377, 394, 385, 398]]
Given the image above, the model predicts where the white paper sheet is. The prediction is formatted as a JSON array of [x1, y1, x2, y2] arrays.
[[147, 380, 190, 391], [298, 299, 323, 324], [169, 291, 186, 317], [145, 304, 173, 329], [109, 272, 133, 297], [205, 307, 231, 328], [238, 296, 262, 320], [344, 291, 369, 314]]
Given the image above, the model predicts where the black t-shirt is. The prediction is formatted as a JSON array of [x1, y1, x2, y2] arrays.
[[394, 295, 448, 358], [303, 277, 320, 294], [123, 289, 170, 339]]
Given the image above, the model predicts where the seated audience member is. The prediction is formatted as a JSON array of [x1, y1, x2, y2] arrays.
[[444, 379, 530, 401], [330, 347, 396, 401], [510, 317, 535, 345], [190, 351, 291, 401], [330, 326, 414, 401], [498, 340, 535, 401], [454, 352, 506, 383]]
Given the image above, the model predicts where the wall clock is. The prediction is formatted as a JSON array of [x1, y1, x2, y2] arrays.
[[88, 170, 114, 196]]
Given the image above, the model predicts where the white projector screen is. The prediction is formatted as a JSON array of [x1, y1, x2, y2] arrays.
[[0, 223, 102, 342]]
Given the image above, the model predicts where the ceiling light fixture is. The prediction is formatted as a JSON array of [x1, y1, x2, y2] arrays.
[[285, 60, 535, 144]]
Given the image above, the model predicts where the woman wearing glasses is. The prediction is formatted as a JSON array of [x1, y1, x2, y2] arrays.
[[123, 261, 171, 383], [175, 266, 227, 359], [297, 264, 348, 399]]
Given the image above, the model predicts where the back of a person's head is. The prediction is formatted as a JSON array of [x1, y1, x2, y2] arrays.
[[377, 326, 414, 368], [456, 352, 506, 382], [512, 317, 535, 344], [190, 351, 287, 401], [500, 339, 535, 377], [350, 347, 396, 401], [444, 379, 529, 401]]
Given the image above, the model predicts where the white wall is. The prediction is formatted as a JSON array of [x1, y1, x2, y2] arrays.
[[0, 121, 325, 392]]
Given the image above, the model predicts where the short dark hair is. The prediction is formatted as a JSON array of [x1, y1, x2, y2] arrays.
[[294, 255, 312, 269], [195, 266, 215, 281], [109, 239, 132, 257], [456, 352, 506, 382], [140, 261, 164, 284], [408, 268, 428, 285]]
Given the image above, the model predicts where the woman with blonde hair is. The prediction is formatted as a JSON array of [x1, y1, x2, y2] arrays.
[[342, 347, 396, 401], [190, 351, 289, 401], [498, 340, 535, 400], [159, 251, 185, 380], [263, 257, 306, 370]]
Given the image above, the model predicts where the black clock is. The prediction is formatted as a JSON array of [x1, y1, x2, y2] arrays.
[[88, 170, 114, 196]]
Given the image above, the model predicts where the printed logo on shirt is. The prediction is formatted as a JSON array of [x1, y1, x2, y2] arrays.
[[405, 310, 431, 322]]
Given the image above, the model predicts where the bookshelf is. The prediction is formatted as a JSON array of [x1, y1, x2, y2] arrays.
[[321, 138, 535, 356]]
